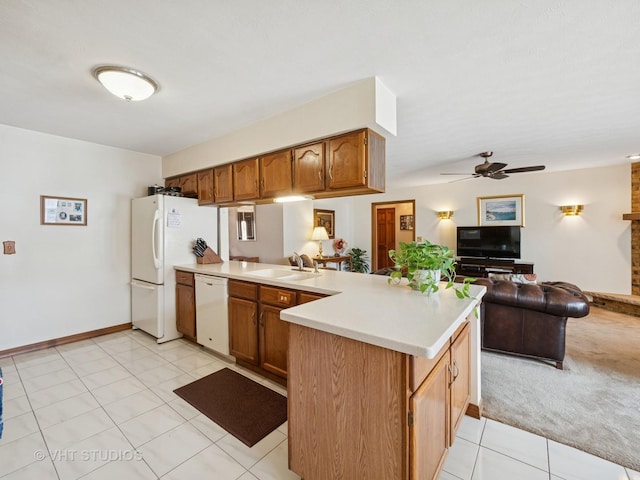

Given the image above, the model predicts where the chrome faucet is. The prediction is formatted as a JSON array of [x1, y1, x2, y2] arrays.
[[292, 252, 304, 271], [313, 260, 319, 273]]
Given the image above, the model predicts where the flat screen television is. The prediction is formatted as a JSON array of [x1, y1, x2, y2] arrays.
[[456, 226, 521, 259]]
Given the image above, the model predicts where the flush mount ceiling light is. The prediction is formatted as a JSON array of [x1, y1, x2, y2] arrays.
[[626, 154, 640, 160], [93, 65, 159, 102]]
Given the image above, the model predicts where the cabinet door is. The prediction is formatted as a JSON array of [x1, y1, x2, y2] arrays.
[[228, 297, 259, 365], [179, 173, 198, 196], [233, 158, 260, 201], [293, 142, 325, 193], [410, 351, 450, 480], [326, 130, 366, 189], [259, 304, 289, 378], [176, 283, 196, 340], [450, 324, 471, 443], [260, 149, 292, 198], [214, 164, 233, 203], [197, 169, 214, 205], [165, 177, 180, 190]]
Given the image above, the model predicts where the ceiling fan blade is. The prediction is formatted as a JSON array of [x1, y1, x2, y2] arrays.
[[502, 165, 546, 174], [440, 172, 475, 176], [484, 162, 507, 173], [489, 173, 509, 180]]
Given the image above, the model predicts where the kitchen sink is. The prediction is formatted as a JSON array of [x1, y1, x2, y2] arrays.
[[246, 268, 320, 281]]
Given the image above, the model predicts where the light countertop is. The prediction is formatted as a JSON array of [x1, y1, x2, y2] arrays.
[[175, 261, 485, 358]]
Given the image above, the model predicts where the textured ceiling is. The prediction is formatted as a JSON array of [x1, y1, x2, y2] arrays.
[[1, 1, 639, 188]]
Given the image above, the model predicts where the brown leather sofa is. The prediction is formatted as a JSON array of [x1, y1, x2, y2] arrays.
[[471, 278, 590, 369]]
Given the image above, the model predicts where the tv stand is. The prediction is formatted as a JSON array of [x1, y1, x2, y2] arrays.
[[455, 258, 534, 278]]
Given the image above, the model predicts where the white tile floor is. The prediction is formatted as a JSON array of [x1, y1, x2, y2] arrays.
[[0, 330, 637, 480]]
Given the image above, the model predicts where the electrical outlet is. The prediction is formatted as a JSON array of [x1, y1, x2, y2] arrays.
[[3, 241, 16, 254], [416, 236, 423, 243]]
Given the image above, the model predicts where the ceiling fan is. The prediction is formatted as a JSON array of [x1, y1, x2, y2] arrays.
[[440, 152, 545, 181]]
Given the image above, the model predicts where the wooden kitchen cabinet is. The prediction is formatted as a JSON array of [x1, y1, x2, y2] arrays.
[[324, 129, 385, 195], [197, 169, 214, 205], [233, 158, 260, 201], [175, 271, 196, 342], [260, 149, 293, 198], [288, 319, 472, 480], [179, 173, 198, 197], [165, 176, 180, 190], [214, 164, 233, 203], [228, 280, 259, 365], [293, 142, 325, 193], [258, 285, 296, 379]]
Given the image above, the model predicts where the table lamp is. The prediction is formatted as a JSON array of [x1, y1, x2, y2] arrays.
[[311, 226, 329, 258]]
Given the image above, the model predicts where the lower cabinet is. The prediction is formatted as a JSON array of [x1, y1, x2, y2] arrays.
[[175, 271, 196, 342], [288, 320, 472, 480], [227, 279, 326, 383]]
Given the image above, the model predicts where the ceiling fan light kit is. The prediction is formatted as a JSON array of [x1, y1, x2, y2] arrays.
[[440, 151, 546, 182]]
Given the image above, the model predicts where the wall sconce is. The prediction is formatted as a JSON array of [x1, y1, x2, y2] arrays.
[[311, 226, 329, 257], [560, 205, 584, 216], [437, 210, 454, 220]]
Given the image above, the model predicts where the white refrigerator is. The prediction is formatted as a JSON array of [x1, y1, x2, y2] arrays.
[[131, 194, 217, 343]]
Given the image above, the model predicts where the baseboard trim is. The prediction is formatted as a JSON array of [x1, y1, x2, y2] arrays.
[[0, 323, 132, 358], [466, 401, 483, 419]]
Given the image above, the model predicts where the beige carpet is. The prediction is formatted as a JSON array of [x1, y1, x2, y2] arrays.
[[481, 306, 640, 471]]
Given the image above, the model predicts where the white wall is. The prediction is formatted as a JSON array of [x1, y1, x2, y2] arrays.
[[349, 165, 631, 293], [0, 124, 161, 351]]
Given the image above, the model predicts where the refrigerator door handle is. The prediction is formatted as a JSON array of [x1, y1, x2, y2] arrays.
[[131, 280, 156, 290], [152, 209, 160, 269]]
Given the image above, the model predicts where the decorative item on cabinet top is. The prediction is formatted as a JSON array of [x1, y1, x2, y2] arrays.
[[164, 127, 386, 206]]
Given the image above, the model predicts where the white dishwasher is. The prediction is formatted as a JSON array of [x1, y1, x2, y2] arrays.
[[195, 274, 229, 355]]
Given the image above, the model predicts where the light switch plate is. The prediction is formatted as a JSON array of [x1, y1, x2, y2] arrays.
[[3, 241, 15, 254]]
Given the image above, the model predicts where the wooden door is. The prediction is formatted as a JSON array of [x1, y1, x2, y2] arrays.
[[214, 164, 233, 203], [228, 297, 259, 365], [175, 283, 195, 340], [260, 149, 292, 197], [376, 207, 396, 269], [293, 142, 325, 193], [410, 351, 450, 480], [450, 324, 471, 443], [197, 169, 214, 205], [259, 305, 289, 378], [326, 130, 366, 189], [233, 158, 260, 201]]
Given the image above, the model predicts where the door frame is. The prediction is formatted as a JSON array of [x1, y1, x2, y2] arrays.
[[370, 199, 415, 272]]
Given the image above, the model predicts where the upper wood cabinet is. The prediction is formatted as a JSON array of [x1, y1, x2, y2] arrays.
[[197, 169, 214, 205], [179, 173, 198, 197], [260, 149, 293, 198], [164, 128, 385, 204], [214, 164, 233, 203], [293, 142, 325, 193], [233, 158, 260, 201], [325, 129, 385, 194]]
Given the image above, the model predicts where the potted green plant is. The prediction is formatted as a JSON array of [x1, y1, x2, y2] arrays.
[[388, 240, 474, 297], [347, 247, 370, 273]]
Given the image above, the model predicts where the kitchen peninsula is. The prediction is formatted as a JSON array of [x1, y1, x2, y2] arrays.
[[175, 261, 485, 480]]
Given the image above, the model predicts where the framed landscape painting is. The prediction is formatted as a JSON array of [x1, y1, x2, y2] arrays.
[[477, 194, 525, 227]]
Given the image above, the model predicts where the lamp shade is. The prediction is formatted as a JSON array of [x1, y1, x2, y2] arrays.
[[311, 226, 329, 241], [93, 65, 159, 101]]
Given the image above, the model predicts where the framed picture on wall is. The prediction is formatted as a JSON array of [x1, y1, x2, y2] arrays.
[[40, 195, 87, 226], [313, 209, 335, 239], [477, 194, 525, 226], [400, 215, 414, 230]]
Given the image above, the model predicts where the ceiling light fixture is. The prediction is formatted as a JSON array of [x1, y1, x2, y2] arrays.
[[626, 154, 640, 160], [93, 65, 159, 102]]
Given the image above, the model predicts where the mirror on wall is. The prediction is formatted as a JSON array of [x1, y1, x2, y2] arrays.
[[237, 206, 256, 241]]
